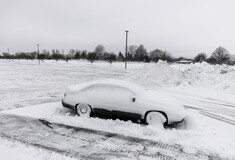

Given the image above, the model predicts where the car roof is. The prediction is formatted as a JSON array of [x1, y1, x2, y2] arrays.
[[67, 79, 145, 95]]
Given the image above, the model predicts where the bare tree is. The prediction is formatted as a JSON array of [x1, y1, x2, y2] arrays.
[[94, 44, 105, 60], [149, 49, 173, 62], [51, 49, 64, 61], [80, 50, 87, 59], [149, 49, 163, 62], [2, 52, 12, 60], [40, 49, 50, 60], [128, 45, 138, 61], [68, 49, 76, 58], [194, 53, 207, 63], [38, 53, 47, 61], [117, 52, 125, 62], [74, 50, 81, 59], [87, 52, 97, 64], [42, 49, 50, 55], [106, 53, 117, 66], [210, 46, 230, 64], [134, 45, 147, 62]]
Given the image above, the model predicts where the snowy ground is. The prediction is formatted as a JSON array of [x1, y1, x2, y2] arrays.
[[0, 59, 235, 159]]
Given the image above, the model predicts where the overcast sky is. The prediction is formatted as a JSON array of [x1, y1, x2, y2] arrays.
[[1, 0, 235, 57]]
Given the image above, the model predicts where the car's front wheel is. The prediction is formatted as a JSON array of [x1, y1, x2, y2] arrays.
[[146, 112, 166, 127], [76, 104, 91, 117]]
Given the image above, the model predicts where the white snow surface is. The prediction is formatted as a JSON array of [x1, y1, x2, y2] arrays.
[[3, 102, 235, 159], [0, 138, 74, 160], [0, 59, 235, 159]]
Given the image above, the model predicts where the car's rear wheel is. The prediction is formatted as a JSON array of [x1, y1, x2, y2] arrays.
[[146, 112, 166, 127], [76, 104, 91, 117]]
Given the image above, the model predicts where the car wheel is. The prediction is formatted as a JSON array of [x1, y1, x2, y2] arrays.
[[146, 112, 166, 127], [76, 104, 91, 117]]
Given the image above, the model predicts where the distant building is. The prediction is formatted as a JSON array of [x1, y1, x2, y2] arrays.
[[229, 55, 235, 65], [230, 55, 235, 61], [177, 60, 192, 64]]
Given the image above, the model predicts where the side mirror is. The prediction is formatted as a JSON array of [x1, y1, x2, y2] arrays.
[[132, 97, 136, 102]]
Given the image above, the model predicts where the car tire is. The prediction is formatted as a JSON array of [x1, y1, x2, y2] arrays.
[[76, 104, 91, 117], [146, 112, 166, 127]]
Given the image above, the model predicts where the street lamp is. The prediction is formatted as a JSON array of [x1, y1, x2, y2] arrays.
[[125, 30, 129, 69], [37, 44, 40, 64]]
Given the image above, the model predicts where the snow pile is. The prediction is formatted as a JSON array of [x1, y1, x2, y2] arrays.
[[175, 62, 235, 90], [128, 60, 184, 88], [129, 61, 235, 91]]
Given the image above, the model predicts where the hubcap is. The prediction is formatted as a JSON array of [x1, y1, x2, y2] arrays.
[[146, 112, 166, 126], [80, 105, 88, 114], [76, 104, 91, 117]]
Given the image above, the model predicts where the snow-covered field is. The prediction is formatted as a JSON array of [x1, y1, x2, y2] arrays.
[[0, 59, 235, 159]]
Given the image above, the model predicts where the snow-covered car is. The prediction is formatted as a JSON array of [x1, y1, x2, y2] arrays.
[[62, 79, 185, 126]]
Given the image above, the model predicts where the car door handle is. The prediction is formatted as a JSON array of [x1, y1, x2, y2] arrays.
[[132, 97, 136, 102]]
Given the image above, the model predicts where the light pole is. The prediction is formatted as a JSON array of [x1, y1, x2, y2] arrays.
[[125, 30, 129, 69], [37, 44, 40, 64], [7, 48, 10, 61]]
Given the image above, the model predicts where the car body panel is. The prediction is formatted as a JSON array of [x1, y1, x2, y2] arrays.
[[62, 79, 186, 124]]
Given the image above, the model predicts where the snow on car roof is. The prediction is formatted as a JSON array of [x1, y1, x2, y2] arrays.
[[67, 79, 145, 95]]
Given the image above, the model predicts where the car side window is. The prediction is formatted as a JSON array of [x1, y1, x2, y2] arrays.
[[82, 84, 134, 100]]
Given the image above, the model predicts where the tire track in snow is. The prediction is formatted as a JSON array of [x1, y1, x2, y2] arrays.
[[184, 105, 235, 126], [171, 92, 235, 118], [0, 114, 226, 160], [200, 111, 235, 126]]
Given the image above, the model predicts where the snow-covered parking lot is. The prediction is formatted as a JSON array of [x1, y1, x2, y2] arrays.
[[0, 60, 235, 159]]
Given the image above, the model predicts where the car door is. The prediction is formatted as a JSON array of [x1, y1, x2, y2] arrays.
[[87, 84, 139, 119]]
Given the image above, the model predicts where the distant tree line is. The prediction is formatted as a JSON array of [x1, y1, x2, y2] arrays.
[[193, 46, 234, 65], [0, 45, 234, 65]]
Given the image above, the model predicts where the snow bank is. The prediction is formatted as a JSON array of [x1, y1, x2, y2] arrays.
[[128, 61, 235, 92], [128, 60, 183, 88]]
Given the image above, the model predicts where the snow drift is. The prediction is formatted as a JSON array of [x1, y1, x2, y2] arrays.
[[128, 60, 235, 91]]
